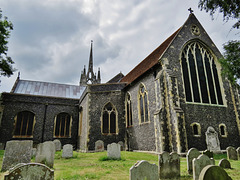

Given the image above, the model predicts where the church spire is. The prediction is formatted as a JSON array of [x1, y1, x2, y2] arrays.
[[87, 40, 95, 83]]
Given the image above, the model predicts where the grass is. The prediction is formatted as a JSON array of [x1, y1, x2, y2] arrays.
[[0, 150, 239, 179]]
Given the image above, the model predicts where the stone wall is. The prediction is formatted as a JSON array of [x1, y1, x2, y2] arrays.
[[0, 93, 79, 148]]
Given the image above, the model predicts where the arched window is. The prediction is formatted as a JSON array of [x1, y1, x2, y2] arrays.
[[181, 41, 223, 105], [13, 111, 35, 138], [125, 92, 133, 127], [102, 102, 118, 134], [138, 84, 149, 123], [54, 113, 71, 138], [219, 124, 227, 137], [190, 122, 201, 137]]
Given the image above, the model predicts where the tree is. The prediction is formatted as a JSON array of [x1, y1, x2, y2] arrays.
[[198, 0, 240, 87], [0, 8, 14, 78]]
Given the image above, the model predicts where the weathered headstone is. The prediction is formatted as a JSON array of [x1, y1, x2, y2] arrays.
[[199, 165, 232, 180], [158, 151, 180, 179], [62, 144, 73, 158], [129, 160, 159, 180], [203, 149, 213, 158], [1, 140, 33, 172], [95, 140, 104, 152], [237, 147, 240, 160], [107, 143, 121, 159], [187, 148, 200, 174], [205, 126, 221, 152], [219, 158, 231, 169], [227, 146, 238, 160], [118, 141, 124, 151], [4, 163, 54, 180], [53, 139, 61, 151], [35, 141, 55, 168], [192, 154, 212, 180]]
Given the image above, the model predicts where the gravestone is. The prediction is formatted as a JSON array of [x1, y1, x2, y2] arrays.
[[62, 144, 73, 158], [187, 148, 200, 174], [199, 165, 232, 180], [53, 139, 61, 151], [129, 160, 159, 180], [35, 141, 55, 168], [4, 163, 54, 180], [158, 152, 180, 179], [237, 147, 240, 160], [227, 146, 238, 160], [205, 126, 221, 152], [118, 141, 124, 151], [219, 158, 231, 169], [107, 143, 121, 159], [203, 149, 213, 158], [95, 140, 104, 152], [1, 140, 33, 172], [192, 154, 213, 180]]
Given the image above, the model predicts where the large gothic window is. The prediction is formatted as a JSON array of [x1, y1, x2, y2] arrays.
[[125, 92, 133, 127], [13, 111, 35, 138], [54, 113, 71, 138], [138, 84, 149, 123], [181, 41, 223, 105], [102, 102, 118, 134]]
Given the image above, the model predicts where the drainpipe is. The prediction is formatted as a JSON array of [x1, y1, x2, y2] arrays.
[[42, 104, 48, 143]]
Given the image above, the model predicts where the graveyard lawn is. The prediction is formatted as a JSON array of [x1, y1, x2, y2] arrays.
[[0, 150, 240, 179]]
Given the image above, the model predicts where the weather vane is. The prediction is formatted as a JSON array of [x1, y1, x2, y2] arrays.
[[188, 8, 193, 14]]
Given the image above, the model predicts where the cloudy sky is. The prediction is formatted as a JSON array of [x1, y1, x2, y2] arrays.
[[0, 0, 238, 93]]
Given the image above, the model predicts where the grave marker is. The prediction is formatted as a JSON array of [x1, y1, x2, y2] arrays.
[[187, 148, 200, 174], [107, 143, 121, 159], [199, 165, 232, 180], [226, 146, 238, 160], [95, 140, 104, 152], [62, 144, 73, 158]]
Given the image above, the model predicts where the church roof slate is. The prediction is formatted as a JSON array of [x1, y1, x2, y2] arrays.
[[120, 27, 181, 85], [11, 79, 85, 99]]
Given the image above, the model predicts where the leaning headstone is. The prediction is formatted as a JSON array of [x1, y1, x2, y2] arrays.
[[130, 160, 159, 180], [237, 147, 240, 160], [53, 139, 61, 151], [35, 141, 55, 168], [95, 140, 104, 152], [1, 140, 33, 172], [227, 146, 238, 160], [118, 141, 124, 151], [192, 154, 212, 180], [199, 165, 232, 180], [219, 158, 231, 169], [203, 149, 213, 158], [158, 151, 180, 179], [187, 148, 200, 174], [205, 126, 221, 152], [4, 163, 54, 180], [62, 144, 73, 158], [107, 143, 121, 159]]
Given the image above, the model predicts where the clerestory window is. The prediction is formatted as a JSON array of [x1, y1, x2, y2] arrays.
[[181, 41, 223, 105], [54, 112, 72, 138], [13, 111, 35, 138], [125, 92, 133, 127], [138, 84, 149, 123], [102, 102, 118, 134]]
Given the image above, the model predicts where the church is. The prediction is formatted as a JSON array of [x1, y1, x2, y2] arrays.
[[0, 13, 239, 153]]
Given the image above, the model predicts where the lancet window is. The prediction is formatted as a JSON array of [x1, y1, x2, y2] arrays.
[[138, 84, 149, 123], [54, 112, 71, 138], [102, 102, 117, 134], [125, 92, 133, 127]]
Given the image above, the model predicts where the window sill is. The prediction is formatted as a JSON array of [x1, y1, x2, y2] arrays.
[[193, 135, 201, 137], [12, 136, 33, 138], [186, 102, 226, 107]]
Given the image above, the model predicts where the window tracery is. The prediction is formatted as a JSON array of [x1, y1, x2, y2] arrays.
[[125, 92, 133, 127], [138, 84, 149, 123], [102, 102, 118, 134], [54, 112, 71, 138]]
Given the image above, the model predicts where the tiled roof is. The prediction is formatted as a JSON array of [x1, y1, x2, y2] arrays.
[[12, 79, 85, 99], [120, 28, 181, 84], [107, 72, 125, 83]]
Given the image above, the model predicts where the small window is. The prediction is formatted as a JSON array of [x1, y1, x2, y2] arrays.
[[191, 123, 201, 137], [125, 92, 133, 127], [13, 111, 35, 138], [102, 102, 118, 134], [138, 84, 149, 123], [219, 124, 227, 137], [54, 113, 71, 138]]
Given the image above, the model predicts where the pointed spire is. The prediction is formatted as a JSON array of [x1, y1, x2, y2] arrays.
[[97, 67, 101, 83], [87, 40, 95, 82]]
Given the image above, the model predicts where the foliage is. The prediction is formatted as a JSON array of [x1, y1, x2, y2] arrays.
[[219, 40, 240, 87], [198, 0, 240, 29], [0, 8, 14, 78]]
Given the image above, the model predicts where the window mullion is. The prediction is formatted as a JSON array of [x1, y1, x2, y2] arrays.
[[26, 113, 30, 136], [20, 115, 24, 136]]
